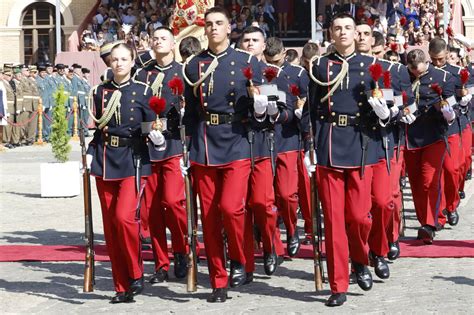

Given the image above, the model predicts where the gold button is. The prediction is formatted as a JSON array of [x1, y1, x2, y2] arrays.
[[231, 71, 235, 75], [360, 72, 364, 76], [104, 91, 108, 95], [358, 102, 363, 106], [202, 93, 206, 97], [356, 113, 360, 117], [204, 102, 208, 106], [329, 71, 333, 75], [130, 108, 134, 111], [105, 133, 109, 136], [231, 61, 235, 65], [104, 99, 108, 102], [360, 62, 364, 67], [372, 126, 376, 130], [330, 102, 334, 106], [360, 92, 364, 95], [147, 81, 150, 84], [206, 121, 210, 125], [329, 62, 333, 66], [361, 81, 365, 85], [132, 91, 136, 95], [229, 102, 234, 106], [130, 117, 134, 121], [332, 122, 336, 126], [331, 112, 335, 116], [202, 82, 206, 86], [320, 115, 324, 119], [174, 73, 178, 76], [230, 81, 235, 85], [230, 92, 235, 96], [131, 100, 135, 103], [105, 141, 108, 145], [430, 77, 432, 81]]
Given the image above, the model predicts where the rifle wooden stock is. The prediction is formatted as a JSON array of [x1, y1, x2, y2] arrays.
[[180, 125, 198, 292], [309, 135, 324, 291], [80, 127, 95, 292]]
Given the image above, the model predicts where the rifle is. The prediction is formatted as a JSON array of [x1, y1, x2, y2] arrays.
[[79, 114, 95, 292], [308, 123, 324, 291], [179, 105, 198, 292]]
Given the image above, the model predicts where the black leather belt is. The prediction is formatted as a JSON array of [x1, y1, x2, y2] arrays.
[[103, 134, 138, 147], [317, 112, 361, 127], [201, 112, 246, 125]]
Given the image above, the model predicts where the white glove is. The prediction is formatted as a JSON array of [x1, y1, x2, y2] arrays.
[[460, 94, 472, 107], [267, 100, 279, 116], [180, 157, 190, 177], [303, 151, 317, 177], [254, 94, 268, 115], [400, 113, 416, 124], [180, 107, 185, 118], [294, 108, 302, 119], [368, 97, 390, 120], [390, 105, 400, 118], [441, 105, 456, 122], [86, 154, 93, 169], [149, 129, 165, 146]]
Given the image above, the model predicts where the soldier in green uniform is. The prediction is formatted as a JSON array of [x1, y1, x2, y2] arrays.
[[2, 65, 21, 148], [12, 66, 26, 145], [26, 65, 40, 144]]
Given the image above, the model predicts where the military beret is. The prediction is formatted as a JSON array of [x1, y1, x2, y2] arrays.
[[29, 65, 38, 72], [55, 63, 66, 69], [38, 65, 47, 72], [72, 63, 82, 69], [82, 68, 91, 74], [3, 65, 13, 75]]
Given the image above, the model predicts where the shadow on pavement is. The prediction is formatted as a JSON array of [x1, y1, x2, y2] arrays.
[[432, 275, 474, 286], [0, 229, 105, 245]]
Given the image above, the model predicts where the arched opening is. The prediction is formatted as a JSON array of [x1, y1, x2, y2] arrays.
[[21, 2, 65, 64]]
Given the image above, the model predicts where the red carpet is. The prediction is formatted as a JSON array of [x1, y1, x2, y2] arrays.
[[0, 240, 473, 262]]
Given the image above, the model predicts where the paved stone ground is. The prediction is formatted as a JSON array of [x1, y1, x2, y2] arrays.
[[0, 140, 473, 313]]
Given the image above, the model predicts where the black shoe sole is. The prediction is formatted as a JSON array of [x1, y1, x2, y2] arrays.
[[418, 228, 433, 245]]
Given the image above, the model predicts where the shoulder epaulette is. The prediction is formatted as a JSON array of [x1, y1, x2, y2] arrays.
[[132, 79, 150, 95], [235, 48, 253, 63], [290, 64, 307, 77]]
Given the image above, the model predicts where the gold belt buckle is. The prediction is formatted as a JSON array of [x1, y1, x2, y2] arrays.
[[210, 113, 219, 125], [338, 114, 348, 127], [110, 135, 119, 147]]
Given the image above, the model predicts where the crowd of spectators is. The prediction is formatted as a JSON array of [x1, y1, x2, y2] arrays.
[[79, 0, 460, 58]]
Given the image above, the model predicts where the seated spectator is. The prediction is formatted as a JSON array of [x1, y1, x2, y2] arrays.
[[137, 11, 148, 32], [146, 13, 162, 32], [122, 7, 137, 25], [95, 5, 109, 25], [257, 14, 270, 38]]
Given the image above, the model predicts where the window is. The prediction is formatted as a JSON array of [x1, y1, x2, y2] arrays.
[[21, 3, 64, 65]]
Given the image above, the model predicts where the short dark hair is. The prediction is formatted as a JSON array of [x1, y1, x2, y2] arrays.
[[384, 50, 399, 60], [331, 12, 356, 28], [153, 26, 174, 37], [179, 36, 201, 60], [373, 31, 385, 47], [448, 46, 460, 57], [429, 37, 447, 55], [205, 6, 231, 21], [302, 42, 319, 60], [242, 26, 265, 38], [264, 37, 284, 57], [406, 49, 426, 67], [285, 49, 299, 63]]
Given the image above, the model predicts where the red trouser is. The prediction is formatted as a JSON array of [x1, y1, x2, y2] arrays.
[[297, 150, 312, 235], [192, 160, 250, 288], [404, 141, 446, 227], [96, 177, 143, 293], [143, 156, 187, 272], [275, 151, 299, 239], [316, 166, 373, 294], [368, 159, 393, 257], [244, 158, 278, 272], [459, 124, 472, 192], [438, 134, 462, 225], [387, 147, 404, 243]]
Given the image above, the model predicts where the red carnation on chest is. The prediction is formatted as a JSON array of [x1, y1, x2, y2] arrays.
[[369, 63, 383, 82], [263, 67, 278, 83], [460, 68, 470, 85], [167, 76, 184, 95], [149, 96, 166, 115], [242, 66, 253, 81], [383, 71, 391, 88], [431, 83, 443, 96], [289, 84, 300, 97], [402, 91, 408, 104]]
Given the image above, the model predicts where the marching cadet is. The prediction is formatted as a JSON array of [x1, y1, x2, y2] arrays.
[[1, 65, 21, 148], [134, 26, 188, 284], [428, 38, 469, 229], [239, 26, 293, 280], [457, 57, 473, 199], [264, 37, 310, 258], [25, 65, 40, 144], [303, 13, 389, 306], [404, 48, 455, 244], [86, 43, 156, 303], [182, 6, 262, 303]]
